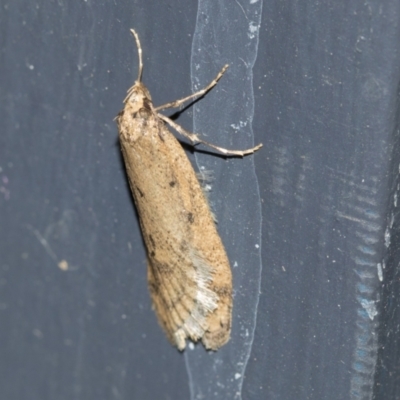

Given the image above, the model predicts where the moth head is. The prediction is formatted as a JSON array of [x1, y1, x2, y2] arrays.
[[123, 81, 152, 106]]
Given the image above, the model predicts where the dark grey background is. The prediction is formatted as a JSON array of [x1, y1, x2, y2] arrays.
[[2, 1, 400, 399]]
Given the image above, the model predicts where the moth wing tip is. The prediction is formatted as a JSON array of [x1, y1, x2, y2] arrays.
[[174, 329, 187, 351]]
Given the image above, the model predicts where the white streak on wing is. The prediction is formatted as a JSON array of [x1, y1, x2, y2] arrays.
[[176, 249, 219, 347]]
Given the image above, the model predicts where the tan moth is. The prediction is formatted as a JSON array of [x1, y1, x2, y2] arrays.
[[116, 29, 262, 350]]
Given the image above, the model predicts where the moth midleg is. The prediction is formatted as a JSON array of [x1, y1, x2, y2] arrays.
[[154, 65, 229, 112], [158, 114, 263, 156]]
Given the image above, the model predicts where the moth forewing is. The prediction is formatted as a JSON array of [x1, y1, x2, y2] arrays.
[[116, 29, 261, 351], [118, 105, 232, 350]]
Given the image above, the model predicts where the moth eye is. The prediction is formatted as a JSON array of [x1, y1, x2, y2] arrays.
[[138, 108, 151, 118]]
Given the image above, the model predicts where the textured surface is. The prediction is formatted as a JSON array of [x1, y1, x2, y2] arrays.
[[2, 0, 400, 399], [117, 72, 232, 350]]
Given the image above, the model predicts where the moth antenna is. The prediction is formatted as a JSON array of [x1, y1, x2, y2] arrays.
[[130, 29, 143, 82]]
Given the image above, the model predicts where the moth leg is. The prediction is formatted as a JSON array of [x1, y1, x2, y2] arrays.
[[158, 114, 263, 157], [154, 65, 229, 112]]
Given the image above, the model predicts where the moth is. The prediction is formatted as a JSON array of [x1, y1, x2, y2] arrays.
[[116, 29, 262, 350]]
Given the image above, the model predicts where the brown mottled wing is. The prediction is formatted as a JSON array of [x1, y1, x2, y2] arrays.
[[118, 104, 232, 350]]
